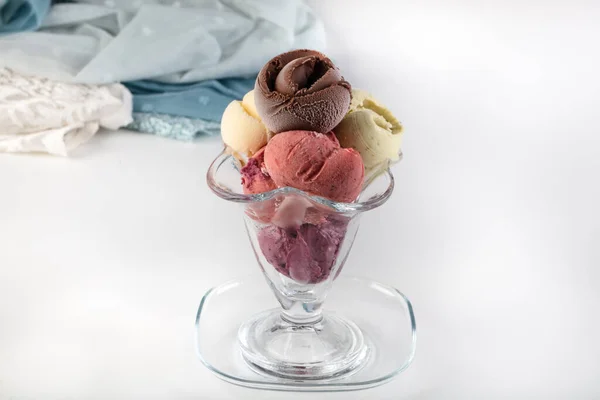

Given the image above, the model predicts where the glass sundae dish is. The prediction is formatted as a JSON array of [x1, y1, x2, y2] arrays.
[[199, 49, 416, 390]]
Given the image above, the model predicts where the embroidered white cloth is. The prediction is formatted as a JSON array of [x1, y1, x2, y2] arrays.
[[0, 68, 132, 156]]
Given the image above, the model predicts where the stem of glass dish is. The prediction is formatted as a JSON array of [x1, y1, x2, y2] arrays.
[[280, 298, 324, 325]]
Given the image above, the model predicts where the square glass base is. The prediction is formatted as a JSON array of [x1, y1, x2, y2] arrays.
[[195, 275, 416, 392]]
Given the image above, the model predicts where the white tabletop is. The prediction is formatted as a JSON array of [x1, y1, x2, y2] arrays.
[[1, 1, 599, 399]]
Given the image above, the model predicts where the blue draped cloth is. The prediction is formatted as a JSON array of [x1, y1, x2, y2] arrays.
[[124, 77, 256, 122], [0, 0, 50, 35]]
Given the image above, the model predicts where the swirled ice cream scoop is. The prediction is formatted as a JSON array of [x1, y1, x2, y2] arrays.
[[264, 130, 364, 203], [334, 89, 403, 173], [254, 49, 351, 134]]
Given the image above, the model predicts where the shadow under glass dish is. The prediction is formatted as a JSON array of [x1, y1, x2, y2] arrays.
[[203, 150, 414, 389]]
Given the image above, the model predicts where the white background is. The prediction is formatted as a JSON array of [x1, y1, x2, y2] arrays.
[[1, 0, 599, 398]]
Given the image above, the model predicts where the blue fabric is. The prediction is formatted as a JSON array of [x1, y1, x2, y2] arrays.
[[0, 0, 50, 35], [127, 113, 220, 141], [124, 77, 256, 122], [0, 1, 325, 83]]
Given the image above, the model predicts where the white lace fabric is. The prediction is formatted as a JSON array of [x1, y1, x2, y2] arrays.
[[0, 68, 132, 156]]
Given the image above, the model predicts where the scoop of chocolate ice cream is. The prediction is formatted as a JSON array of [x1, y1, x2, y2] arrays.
[[254, 49, 352, 134]]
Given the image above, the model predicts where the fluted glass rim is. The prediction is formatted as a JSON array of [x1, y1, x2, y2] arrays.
[[206, 149, 397, 213]]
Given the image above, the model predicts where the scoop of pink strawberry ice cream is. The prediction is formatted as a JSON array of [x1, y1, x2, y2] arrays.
[[263, 130, 364, 203]]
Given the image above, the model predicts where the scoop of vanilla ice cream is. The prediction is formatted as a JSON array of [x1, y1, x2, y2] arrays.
[[221, 90, 269, 162]]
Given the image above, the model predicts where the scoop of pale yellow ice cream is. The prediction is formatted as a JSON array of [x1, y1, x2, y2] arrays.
[[334, 89, 403, 174], [221, 90, 268, 161], [241, 90, 260, 120]]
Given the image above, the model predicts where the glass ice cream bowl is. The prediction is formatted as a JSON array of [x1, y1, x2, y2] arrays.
[[206, 149, 402, 381]]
